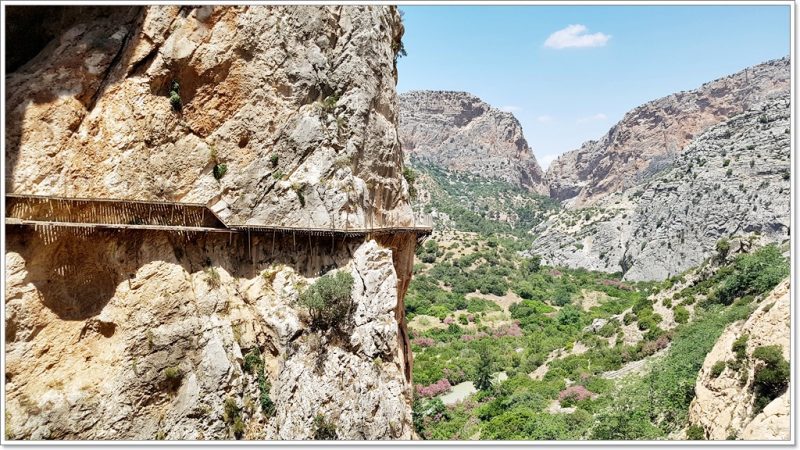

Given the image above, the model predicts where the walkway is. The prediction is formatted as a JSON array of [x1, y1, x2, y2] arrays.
[[5, 194, 433, 238]]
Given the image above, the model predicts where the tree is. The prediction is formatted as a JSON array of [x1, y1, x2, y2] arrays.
[[474, 345, 493, 391], [525, 255, 542, 274], [299, 271, 355, 330]]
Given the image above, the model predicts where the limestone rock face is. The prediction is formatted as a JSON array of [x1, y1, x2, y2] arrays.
[[399, 90, 546, 193], [6, 5, 413, 228], [4, 5, 415, 441], [531, 94, 790, 281], [545, 57, 789, 207], [4, 230, 415, 440], [687, 279, 790, 441]]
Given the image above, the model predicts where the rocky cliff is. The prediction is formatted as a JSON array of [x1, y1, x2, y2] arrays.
[[687, 279, 790, 440], [5, 5, 417, 440], [546, 57, 789, 206], [399, 90, 546, 193], [6, 4, 412, 228], [531, 93, 790, 281]]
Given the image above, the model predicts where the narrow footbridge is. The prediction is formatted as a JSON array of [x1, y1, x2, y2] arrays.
[[5, 194, 433, 238]]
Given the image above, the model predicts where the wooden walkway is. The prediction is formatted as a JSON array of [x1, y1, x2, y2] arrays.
[[5, 194, 433, 238]]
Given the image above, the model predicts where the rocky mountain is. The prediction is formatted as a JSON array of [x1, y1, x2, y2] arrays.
[[531, 93, 790, 281], [5, 5, 417, 440], [688, 279, 790, 440], [546, 57, 789, 206], [399, 90, 547, 194]]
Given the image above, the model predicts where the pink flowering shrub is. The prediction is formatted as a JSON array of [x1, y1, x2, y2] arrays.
[[412, 337, 436, 348], [467, 314, 475, 323], [443, 317, 455, 325], [493, 322, 523, 338], [558, 385, 594, 406], [549, 269, 563, 277], [416, 378, 452, 398], [461, 332, 488, 342]]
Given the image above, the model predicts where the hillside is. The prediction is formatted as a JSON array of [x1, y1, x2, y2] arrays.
[[545, 57, 789, 207], [399, 90, 547, 194], [531, 94, 790, 281]]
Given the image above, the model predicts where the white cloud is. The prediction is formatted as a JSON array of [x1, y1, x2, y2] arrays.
[[576, 113, 607, 124], [544, 24, 611, 49], [536, 115, 554, 123], [500, 105, 522, 113], [539, 153, 560, 170]]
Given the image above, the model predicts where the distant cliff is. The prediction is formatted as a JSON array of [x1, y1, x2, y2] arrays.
[[532, 93, 790, 281], [399, 90, 547, 194], [545, 57, 789, 207]]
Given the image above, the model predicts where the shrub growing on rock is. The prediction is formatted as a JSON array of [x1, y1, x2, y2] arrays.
[[313, 414, 337, 440], [686, 425, 705, 440], [710, 361, 726, 378], [752, 345, 789, 414], [299, 271, 355, 330]]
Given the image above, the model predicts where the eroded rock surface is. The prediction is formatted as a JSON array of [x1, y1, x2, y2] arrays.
[[6, 5, 413, 228], [532, 94, 790, 281], [399, 90, 546, 193], [687, 279, 790, 440], [5, 5, 416, 441], [545, 57, 789, 206]]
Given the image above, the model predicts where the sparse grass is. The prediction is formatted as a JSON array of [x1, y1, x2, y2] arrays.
[[313, 414, 337, 440], [205, 267, 221, 288]]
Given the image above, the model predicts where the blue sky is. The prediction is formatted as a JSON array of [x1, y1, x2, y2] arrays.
[[397, 5, 791, 169]]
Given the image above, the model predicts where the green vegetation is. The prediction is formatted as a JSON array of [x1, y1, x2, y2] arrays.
[[686, 425, 705, 440], [169, 80, 182, 111], [320, 95, 339, 113], [213, 163, 228, 180], [299, 271, 354, 330], [270, 154, 279, 167], [313, 414, 337, 440], [204, 267, 221, 288], [243, 348, 276, 416], [751, 345, 789, 414], [411, 162, 559, 236], [223, 397, 244, 439], [292, 182, 306, 207], [404, 167, 418, 200], [710, 361, 726, 378], [164, 366, 182, 390]]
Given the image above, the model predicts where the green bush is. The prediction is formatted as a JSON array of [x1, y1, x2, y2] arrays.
[[716, 238, 730, 261], [752, 345, 789, 414], [686, 425, 705, 440], [164, 366, 182, 390], [732, 334, 749, 361], [270, 154, 279, 167], [403, 167, 418, 199], [674, 305, 689, 324], [313, 414, 337, 440], [223, 397, 244, 439], [299, 271, 354, 330], [213, 163, 228, 180], [710, 361, 726, 378], [623, 312, 636, 325], [711, 245, 788, 306], [169, 85, 182, 111]]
